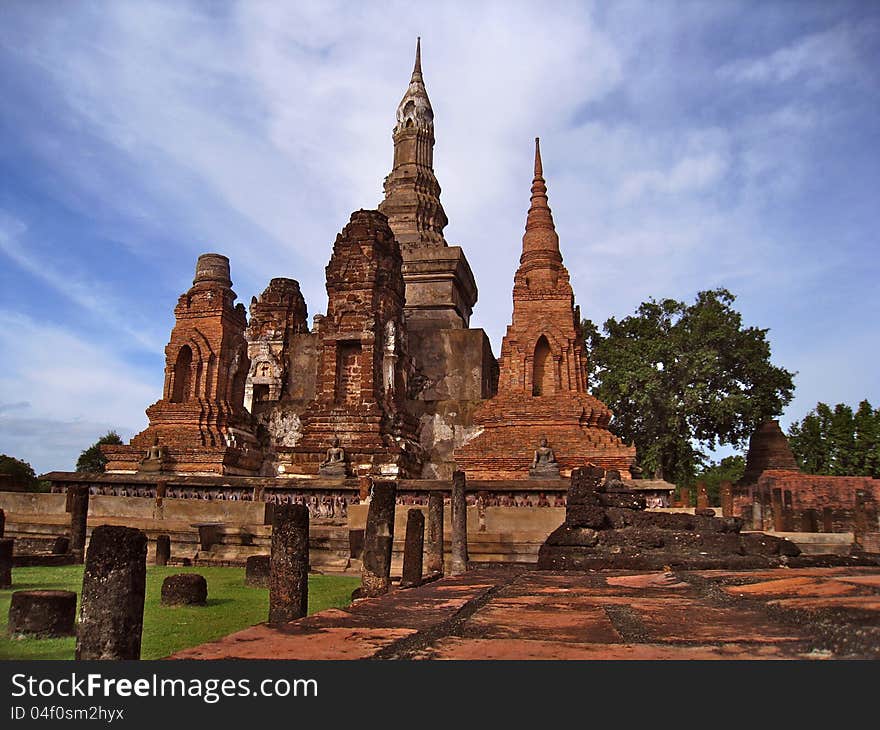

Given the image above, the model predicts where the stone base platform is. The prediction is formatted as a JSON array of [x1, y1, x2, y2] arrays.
[[170, 565, 880, 659]]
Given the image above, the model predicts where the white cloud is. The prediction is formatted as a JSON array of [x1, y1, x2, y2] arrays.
[[0, 312, 159, 472], [0, 212, 166, 352], [719, 23, 867, 87]]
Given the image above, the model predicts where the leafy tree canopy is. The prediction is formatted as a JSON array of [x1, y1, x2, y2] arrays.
[[0, 454, 38, 488], [75, 430, 124, 473], [584, 288, 795, 484], [681, 454, 745, 506], [788, 400, 880, 477]]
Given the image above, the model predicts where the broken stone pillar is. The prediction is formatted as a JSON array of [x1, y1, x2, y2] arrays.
[[69, 485, 89, 563], [678, 485, 691, 507], [268, 504, 309, 626], [771, 488, 785, 532], [161, 574, 208, 606], [740, 505, 754, 531], [52, 536, 69, 555], [801, 508, 819, 533], [359, 481, 397, 597], [426, 492, 444, 574], [76, 525, 147, 660], [0, 538, 12, 589], [823, 506, 834, 533], [720, 481, 733, 518], [155, 534, 171, 566], [401, 509, 425, 588], [450, 470, 469, 575], [782, 490, 795, 532], [245, 554, 270, 587], [0, 507, 5, 537], [8, 590, 77, 637], [696, 482, 709, 510], [752, 497, 763, 530]]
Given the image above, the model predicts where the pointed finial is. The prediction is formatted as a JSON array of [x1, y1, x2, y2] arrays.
[[534, 137, 543, 177], [413, 37, 422, 77]]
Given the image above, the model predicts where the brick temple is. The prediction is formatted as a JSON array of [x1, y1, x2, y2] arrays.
[[103, 254, 260, 475], [98, 43, 640, 482], [730, 420, 880, 546]]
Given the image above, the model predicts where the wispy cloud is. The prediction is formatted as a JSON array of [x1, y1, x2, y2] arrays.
[[0, 212, 165, 351], [0, 311, 159, 471], [0, 0, 877, 472]]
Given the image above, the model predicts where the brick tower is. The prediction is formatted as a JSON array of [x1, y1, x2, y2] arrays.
[[244, 278, 308, 413], [288, 210, 422, 477], [378, 38, 477, 331], [455, 139, 636, 479], [737, 420, 801, 485], [103, 254, 261, 475]]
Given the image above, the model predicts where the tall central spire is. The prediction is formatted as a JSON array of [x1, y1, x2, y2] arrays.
[[378, 38, 478, 330], [394, 36, 434, 135], [518, 138, 564, 285]]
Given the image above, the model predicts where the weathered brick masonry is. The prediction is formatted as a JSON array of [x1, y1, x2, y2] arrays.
[[103, 254, 260, 475]]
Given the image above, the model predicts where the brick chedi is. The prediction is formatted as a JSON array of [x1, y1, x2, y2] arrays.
[[103, 254, 260, 475], [378, 38, 477, 331], [244, 278, 308, 413], [288, 210, 422, 478], [455, 140, 636, 480], [738, 419, 800, 485]]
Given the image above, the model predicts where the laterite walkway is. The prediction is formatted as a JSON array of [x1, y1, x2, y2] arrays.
[[171, 566, 880, 660]]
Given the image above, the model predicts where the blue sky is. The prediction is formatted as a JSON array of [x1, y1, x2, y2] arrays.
[[0, 1, 877, 474]]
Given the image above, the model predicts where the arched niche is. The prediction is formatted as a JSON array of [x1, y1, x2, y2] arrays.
[[171, 345, 193, 403]]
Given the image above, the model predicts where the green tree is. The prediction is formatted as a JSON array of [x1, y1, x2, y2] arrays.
[[76, 430, 124, 473], [685, 454, 746, 505], [788, 400, 880, 477], [584, 288, 795, 484], [0, 454, 38, 489]]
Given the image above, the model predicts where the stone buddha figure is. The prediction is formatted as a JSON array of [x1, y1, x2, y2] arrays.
[[139, 434, 166, 473], [529, 437, 560, 479], [319, 436, 348, 477]]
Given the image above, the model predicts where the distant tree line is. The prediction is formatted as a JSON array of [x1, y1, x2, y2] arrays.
[[787, 400, 880, 477]]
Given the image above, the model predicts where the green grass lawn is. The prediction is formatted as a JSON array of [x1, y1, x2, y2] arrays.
[[0, 565, 360, 660]]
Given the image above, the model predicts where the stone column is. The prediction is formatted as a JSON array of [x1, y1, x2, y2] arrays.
[[801, 508, 819, 533], [268, 504, 309, 626], [720, 481, 733, 518], [426, 492, 444, 575], [678, 486, 691, 507], [450, 470, 469, 575], [359, 481, 397, 597], [76, 525, 147, 660], [0, 507, 5, 537], [822, 506, 834, 533], [69, 485, 90, 564], [0, 537, 13, 589], [751, 493, 763, 530], [155, 534, 171, 566], [401, 509, 424, 588], [782, 490, 795, 532], [771, 488, 785, 532], [696, 482, 709, 510]]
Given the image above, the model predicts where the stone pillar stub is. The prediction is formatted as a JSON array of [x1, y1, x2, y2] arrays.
[[69, 486, 90, 564], [401, 508, 425, 588], [0, 537, 13, 589], [450, 470, 469, 574], [155, 534, 171, 566], [76, 525, 147, 660], [359, 481, 397, 597], [426, 492, 444, 574], [269, 504, 309, 626]]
